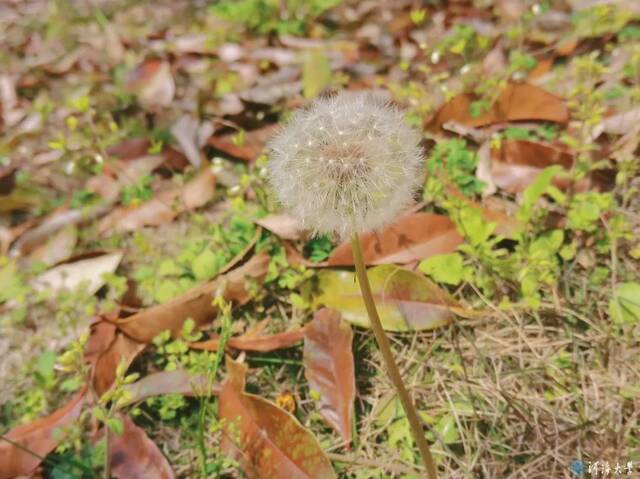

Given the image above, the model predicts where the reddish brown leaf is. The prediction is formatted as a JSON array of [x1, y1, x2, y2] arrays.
[[190, 319, 305, 352], [208, 125, 277, 161], [84, 319, 146, 396], [490, 139, 574, 193], [126, 59, 175, 110], [104, 415, 174, 479], [115, 252, 269, 342], [427, 83, 569, 131], [0, 388, 86, 479], [220, 358, 336, 479], [328, 213, 463, 266], [95, 332, 146, 397], [303, 309, 355, 446]]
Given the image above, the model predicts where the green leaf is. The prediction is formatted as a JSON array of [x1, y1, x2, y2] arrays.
[[311, 265, 473, 332], [303, 48, 331, 99], [609, 282, 640, 324], [434, 414, 459, 444], [418, 253, 466, 286], [106, 417, 124, 435], [517, 165, 563, 224], [192, 248, 219, 281]]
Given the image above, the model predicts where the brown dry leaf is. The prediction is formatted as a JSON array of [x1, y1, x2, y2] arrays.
[[0, 388, 86, 479], [208, 124, 277, 161], [591, 106, 640, 139], [427, 83, 569, 131], [118, 370, 220, 407], [219, 357, 336, 479], [190, 319, 305, 352], [33, 251, 123, 295], [9, 206, 108, 258], [126, 59, 175, 110], [303, 309, 355, 446], [170, 115, 205, 168], [94, 332, 145, 397], [255, 214, 303, 240], [328, 213, 463, 266], [28, 224, 77, 266], [491, 139, 574, 193], [115, 252, 269, 342], [84, 319, 146, 396], [97, 168, 216, 235], [103, 415, 174, 479]]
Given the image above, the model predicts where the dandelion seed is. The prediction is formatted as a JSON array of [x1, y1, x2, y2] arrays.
[[267, 91, 424, 239]]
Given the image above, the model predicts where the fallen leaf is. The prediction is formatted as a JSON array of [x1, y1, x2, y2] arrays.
[[0, 388, 86, 479], [591, 107, 640, 139], [220, 357, 336, 479], [126, 59, 175, 110], [170, 115, 204, 168], [95, 332, 145, 397], [312, 264, 474, 332], [98, 168, 216, 235], [102, 415, 174, 479], [28, 224, 77, 266], [427, 83, 569, 131], [118, 370, 220, 407], [33, 251, 123, 295], [303, 309, 355, 445], [208, 125, 277, 162], [491, 139, 574, 193], [303, 48, 332, 99], [190, 319, 305, 352], [255, 214, 303, 240], [10, 205, 110, 257], [328, 213, 463, 266], [115, 252, 269, 342]]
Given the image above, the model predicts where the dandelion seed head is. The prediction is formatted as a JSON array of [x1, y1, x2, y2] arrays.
[[267, 91, 424, 239]]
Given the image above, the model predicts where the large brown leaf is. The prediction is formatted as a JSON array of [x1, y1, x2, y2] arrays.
[[312, 264, 477, 332], [427, 83, 569, 131], [303, 309, 355, 446], [190, 319, 305, 352], [328, 213, 463, 266], [115, 252, 269, 342], [220, 358, 336, 479], [0, 388, 86, 479], [490, 139, 574, 193], [103, 415, 174, 479]]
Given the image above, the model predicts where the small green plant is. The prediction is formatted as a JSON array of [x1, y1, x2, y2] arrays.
[[304, 235, 333, 262], [120, 174, 154, 206], [210, 0, 342, 36], [425, 139, 486, 198]]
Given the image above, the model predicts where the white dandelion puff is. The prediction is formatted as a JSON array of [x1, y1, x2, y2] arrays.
[[267, 91, 424, 239]]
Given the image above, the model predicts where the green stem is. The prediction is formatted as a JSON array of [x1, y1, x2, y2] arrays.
[[351, 234, 438, 479]]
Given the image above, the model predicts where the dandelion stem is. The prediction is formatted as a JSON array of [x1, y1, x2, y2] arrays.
[[351, 234, 438, 479]]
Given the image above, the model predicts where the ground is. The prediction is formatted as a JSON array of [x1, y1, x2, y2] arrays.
[[0, 0, 639, 478]]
